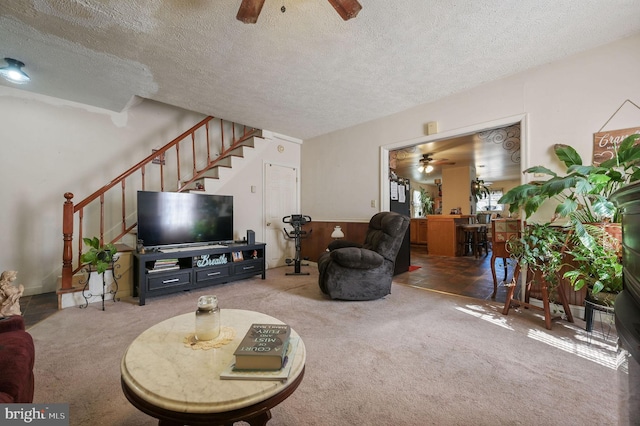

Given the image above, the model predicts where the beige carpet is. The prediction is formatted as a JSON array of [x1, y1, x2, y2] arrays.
[[29, 266, 631, 425]]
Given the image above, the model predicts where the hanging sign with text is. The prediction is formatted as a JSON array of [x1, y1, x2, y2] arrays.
[[593, 126, 640, 166]]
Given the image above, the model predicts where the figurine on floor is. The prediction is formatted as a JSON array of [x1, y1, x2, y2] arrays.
[[0, 270, 24, 316]]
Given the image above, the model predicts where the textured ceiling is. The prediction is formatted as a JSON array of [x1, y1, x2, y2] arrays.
[[1, 1, 640, 140], [390, 124, 523, 185]]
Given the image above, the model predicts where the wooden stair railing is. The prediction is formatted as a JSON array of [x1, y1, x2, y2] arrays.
[[61, 116, 262, 291]]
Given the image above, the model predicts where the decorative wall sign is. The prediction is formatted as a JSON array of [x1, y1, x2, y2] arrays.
[[593, 126, 640, 166]]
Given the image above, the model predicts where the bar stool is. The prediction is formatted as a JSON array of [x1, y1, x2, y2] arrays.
[[475, 225, 489, 257], [458, 224, 476, 256], [459, 224, 487, 258]]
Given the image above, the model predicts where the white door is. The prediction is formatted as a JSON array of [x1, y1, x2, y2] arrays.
[[265, 163, 298, 268]]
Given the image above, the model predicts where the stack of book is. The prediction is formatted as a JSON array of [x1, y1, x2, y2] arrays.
[[220, 323, 298, 381], [147, 258, 179, 273]]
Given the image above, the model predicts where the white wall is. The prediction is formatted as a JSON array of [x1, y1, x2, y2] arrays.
[[0, 89, 299, 295], [301, 34, 640, 222], [442, 165, 474, 215], [205, 132, 302, 244]]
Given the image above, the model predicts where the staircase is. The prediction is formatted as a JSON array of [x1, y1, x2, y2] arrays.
[[59, 116, 264, 304]]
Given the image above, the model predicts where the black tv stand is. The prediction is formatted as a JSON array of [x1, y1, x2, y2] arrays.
[[133, 243, 266, 305]]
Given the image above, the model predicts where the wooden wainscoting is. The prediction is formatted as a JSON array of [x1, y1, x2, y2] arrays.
[[300, 221, 369, 262]]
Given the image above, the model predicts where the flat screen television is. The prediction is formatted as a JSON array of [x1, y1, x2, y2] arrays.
[[137, 191, 233, 249]]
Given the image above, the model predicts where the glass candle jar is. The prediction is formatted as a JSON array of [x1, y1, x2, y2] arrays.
[[195, 295, 220, 341]]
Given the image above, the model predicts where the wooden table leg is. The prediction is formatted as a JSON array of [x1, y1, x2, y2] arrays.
[[490, 252, 498, 299], [491, 256, 513, 299], [471, 229, 480, 259], [502, 258, 508, 281], [246, 410, 272, 426], [502, 264, 521, 315], [556, 282, 575, 323], [541, 283, 552, 330]]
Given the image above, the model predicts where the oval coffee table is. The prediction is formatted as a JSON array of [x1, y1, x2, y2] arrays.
[[121, 309, 306, 426]]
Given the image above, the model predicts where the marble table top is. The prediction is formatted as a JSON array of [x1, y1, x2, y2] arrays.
[[121, 309, 306, 414]]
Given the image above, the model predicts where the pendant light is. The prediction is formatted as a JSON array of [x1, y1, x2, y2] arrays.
[[418, 164, 434, 174], [0, 58, 31, 84]]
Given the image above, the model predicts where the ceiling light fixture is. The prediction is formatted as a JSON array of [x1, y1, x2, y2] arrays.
[[237, 0, 361, 23], [0, 58, 31, 84]]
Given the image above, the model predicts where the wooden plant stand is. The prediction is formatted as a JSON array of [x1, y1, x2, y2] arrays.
[[502, 263, 574, 330]]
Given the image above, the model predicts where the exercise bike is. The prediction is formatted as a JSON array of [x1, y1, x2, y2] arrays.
[[282, 214, 312, 275]]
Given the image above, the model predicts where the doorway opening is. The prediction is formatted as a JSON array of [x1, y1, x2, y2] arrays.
[[380, 114, 527, 302], [380, 114, 528, 213]]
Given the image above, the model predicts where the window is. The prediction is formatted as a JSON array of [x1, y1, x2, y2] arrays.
[[412, 189, 421, 217], [476, 189, 504, 212]]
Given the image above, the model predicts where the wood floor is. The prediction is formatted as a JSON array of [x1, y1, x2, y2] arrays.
[[394, 244, 515, 304], [19, 291, 58, 329]]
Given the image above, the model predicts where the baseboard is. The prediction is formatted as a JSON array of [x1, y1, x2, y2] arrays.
[[527, 297, 586, 322]]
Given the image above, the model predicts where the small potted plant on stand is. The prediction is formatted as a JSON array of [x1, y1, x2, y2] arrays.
[[80, 237, 119, 310], [503, 222, 573, 329], [505, 222, 566, 291], [563, 219, 623, 303], [562, 219, 622, 331]]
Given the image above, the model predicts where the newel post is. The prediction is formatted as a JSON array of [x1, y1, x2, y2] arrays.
[[61, 192, 74, 290]]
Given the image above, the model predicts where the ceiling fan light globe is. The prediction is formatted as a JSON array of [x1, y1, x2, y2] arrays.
[[425, 165, 434, 173], [0, 58, 30, 84]]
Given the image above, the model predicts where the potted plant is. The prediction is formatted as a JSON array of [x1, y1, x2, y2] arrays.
[[502, 221, 578, 329], [499, 134, 640, 222], [419, 187, 434, 216], [81, 237, 118, 274], [505, 222, 566, 291], [499, 134, 640, 307], [471, 178, 491, 203], [562, 219, 622, 306]]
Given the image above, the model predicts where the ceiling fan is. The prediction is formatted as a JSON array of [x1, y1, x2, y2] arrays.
[[237, 0, 362, 24], [418, 153, 455, 173]]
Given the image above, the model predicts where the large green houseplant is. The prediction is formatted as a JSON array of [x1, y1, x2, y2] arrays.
[[500, 134, 640, 223], [499, 134, 640, 301]]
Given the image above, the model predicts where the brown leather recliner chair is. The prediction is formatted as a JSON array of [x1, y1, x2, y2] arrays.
[[317, 211, 410, 301]]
